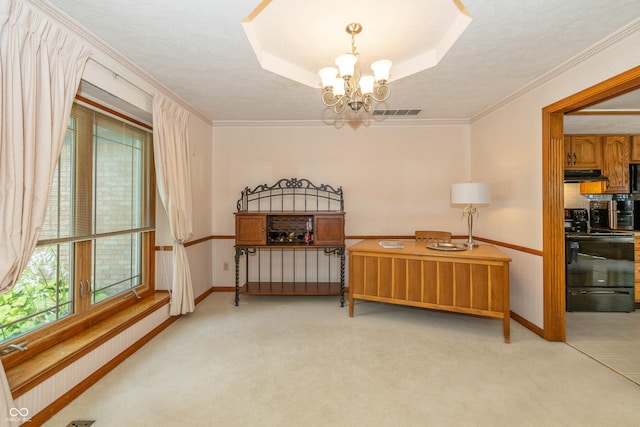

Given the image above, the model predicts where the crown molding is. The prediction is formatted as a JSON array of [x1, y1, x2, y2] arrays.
[[471, 17, 640, 123], [211, 118, 470, 128], [29, 1, 639, 129], [27, 0, 212, 125]]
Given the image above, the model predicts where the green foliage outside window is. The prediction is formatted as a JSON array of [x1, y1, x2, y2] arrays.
[[0, 246, 71, 343]]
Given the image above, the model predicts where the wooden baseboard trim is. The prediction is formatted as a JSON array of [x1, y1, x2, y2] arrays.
[[195, 287, 215, 303], [511, 310, 544, 338], [27, 316, 177, 426], [211, 286, 235, 292]]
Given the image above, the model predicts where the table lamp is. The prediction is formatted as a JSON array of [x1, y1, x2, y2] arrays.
[[451, 182, 490, 248]]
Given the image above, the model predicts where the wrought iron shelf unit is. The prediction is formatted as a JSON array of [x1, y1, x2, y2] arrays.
[[234, 178, 346, 306]]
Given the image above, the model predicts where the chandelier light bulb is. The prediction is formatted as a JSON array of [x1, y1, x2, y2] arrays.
[[319, 23, 391, 114], [319, 67, 338, 89], [333, 77, 346, 96], [371, 60, 392, 83], [359, 75, 374, 95], [335, 53, 357, 79]]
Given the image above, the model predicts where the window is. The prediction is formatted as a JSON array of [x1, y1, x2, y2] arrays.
[[0, 102, 154, 345]]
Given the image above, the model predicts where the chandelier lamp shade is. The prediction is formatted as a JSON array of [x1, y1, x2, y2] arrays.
[[319, 23, 392, 113]]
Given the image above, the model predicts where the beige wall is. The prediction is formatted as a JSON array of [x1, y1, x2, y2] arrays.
[[211, 124, 471, 286], [212, 124, 471, 235], [155, 113, 213, 298], [187, 114, 215, 297], [471, 29, 640, 327]]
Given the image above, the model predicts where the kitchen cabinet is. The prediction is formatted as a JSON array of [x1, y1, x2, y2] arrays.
[[601, 135, 630, 193], [564, 135, 601, 169], [630, 135, 640, 164], [572, 134, 634, 195]]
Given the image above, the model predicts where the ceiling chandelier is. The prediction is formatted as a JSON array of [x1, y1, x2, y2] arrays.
[[318, 23, 392, 114]]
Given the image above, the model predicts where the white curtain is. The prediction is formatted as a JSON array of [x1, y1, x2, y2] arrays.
[[0, 0, 90, 423], [152, 94, 195, 316]]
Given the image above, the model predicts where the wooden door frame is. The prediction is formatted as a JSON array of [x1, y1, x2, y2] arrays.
[[542, 65, 640, 341]]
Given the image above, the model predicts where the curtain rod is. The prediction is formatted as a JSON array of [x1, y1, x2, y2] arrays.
[[87, 57, 154, 99]]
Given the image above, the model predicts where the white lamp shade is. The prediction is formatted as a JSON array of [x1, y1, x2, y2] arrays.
[[319, 67, 338, 88], [333, 77, 345, 96], [359, 75, 375, 95], [335, 53, 357, 78], [371, 59, 392, 82], [451, 182, 490, 205]]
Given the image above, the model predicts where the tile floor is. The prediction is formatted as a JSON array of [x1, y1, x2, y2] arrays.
[[566, 309, 640, 385]]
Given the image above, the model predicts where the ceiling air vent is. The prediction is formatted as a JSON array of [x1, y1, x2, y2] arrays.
[[372, 109, 422, 116]]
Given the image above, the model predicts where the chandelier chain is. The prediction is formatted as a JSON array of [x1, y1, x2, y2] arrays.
[[351, 31, 357, 55]]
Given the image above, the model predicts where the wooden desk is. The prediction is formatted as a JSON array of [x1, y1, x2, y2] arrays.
[[348, 240, 512, 342]]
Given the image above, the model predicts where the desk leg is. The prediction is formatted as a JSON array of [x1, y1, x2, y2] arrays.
[[503, 263, 510, 343], [349, 293, 354, 317], [348, 251, 354, 316], [503, 315, 510, 343]]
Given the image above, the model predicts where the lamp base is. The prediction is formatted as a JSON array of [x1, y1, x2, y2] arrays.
[[464, 205, 480, 249]]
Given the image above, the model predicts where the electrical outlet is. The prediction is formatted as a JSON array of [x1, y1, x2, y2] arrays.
[[223, 262, 229, 271]]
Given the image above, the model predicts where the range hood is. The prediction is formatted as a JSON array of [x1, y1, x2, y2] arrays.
[[564, 169, 609, 183]]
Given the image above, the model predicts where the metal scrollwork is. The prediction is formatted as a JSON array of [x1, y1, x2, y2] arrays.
[[236, 177, 344, 212], [324, 247, 345, 256]]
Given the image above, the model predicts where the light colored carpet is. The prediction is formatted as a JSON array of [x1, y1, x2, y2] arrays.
[[45, 293, 640, 427]]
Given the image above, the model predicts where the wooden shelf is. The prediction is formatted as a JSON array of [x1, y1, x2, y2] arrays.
[[240, 282, 342, 296], [234, 178, 346, 306], [245, 243, 343, 249]]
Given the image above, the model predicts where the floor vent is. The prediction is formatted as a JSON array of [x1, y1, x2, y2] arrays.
[[67, 421, 95, 427], [372, 109, 422, 116]]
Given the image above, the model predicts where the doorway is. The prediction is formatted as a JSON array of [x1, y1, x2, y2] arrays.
[[542, 65, 640, 342]]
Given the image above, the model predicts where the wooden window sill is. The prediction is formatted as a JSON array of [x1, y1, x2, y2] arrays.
[[6, 291, 170, 398]]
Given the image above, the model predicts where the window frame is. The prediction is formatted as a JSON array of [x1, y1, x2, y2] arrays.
[[0, 95, 156, 370]]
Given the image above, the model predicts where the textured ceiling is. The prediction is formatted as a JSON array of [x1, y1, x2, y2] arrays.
[[242, 0, 471, 87], [44, 0, 640, 124]]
